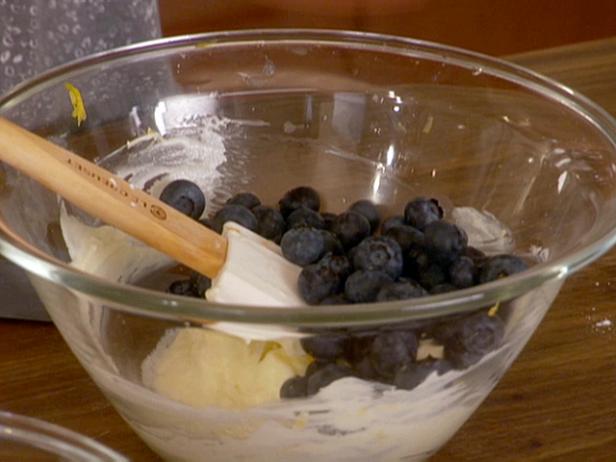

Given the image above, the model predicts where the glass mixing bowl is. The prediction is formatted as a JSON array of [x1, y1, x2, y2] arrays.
[[1, 30, 616, 462], [0, 411, 127, 461]]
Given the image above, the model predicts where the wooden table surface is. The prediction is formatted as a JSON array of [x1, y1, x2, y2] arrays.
[[2, 37, 616, 461]]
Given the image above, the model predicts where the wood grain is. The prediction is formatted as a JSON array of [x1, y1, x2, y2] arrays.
[[1, 38, 616, 461], [158, 0, 616, 56]]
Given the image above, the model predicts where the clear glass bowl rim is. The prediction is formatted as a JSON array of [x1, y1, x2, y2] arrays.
[[0, 411, 128, 461], [1, 28, 616, 327]]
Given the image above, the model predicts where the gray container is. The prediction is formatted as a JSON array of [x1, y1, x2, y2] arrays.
[[0, 0, 161, 320]]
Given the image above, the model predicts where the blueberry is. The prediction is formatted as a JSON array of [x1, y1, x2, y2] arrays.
[[464, 246, 488, 266], [301, 333, 347, 360], [418, 263, 447, 290], [344, 332, 376, 364], [348, 200, 380, 232], [405, 246, 431, 277], [304, 359, 328, 378], [280, 227, 325, 266], [319, 293, 350, 305], [319, 230, 344, 255], [430, 314, 468, 343], [423, 220, 468, 262], [321, 212, 337, 231], [190, 272, 212, 298], [344, 270, 394, 303], [435, 359, 454, 375], [347, 244, 359, 263], [449, 256, 477, 288], [354, 357, 379, 380], [321, 253, 353, 279], [280, 376, 307, 399], [387, 318, 435, 333], [447, 350, 481, 369], [352, 236, 403, 279], [369, 330, 418, 379], [384, 224, 424, 254], [226, 192, 261, 209], [252, 205, 286, 242], [381, 215, 405, 234], [169, 273, 211, 298], [306, 363, 354, 396], [393, 360, 443, 390], [168, 279, 196, 297], [279, 186, 321, 217], [287, 206, 325, 229], [429, 283, 457, 294], [298, 254, 351, 304], [479, 255, 528, 283], [159, 179, 206, 219], [404, 197, 443, 230], [376, 280, 427, 301], [441, 312, 505, 369], [331, 211, 371, 249], [211, 204, 258, 233]]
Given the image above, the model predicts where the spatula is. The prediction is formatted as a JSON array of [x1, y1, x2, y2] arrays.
[[0, 117, 303, 308]]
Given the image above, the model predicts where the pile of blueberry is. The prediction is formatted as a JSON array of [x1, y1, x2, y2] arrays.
[[159, 180, 528, 398], [282, 309, 505, 399]]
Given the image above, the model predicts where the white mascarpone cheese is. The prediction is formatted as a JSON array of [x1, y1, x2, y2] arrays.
[[142, 328, 311, 409]]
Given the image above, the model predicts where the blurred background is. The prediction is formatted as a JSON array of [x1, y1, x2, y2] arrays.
[[159, 0, 616, 56]]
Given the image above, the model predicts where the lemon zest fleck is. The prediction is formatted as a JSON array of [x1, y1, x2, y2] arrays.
[[488, 302, 500, 317], [64, 83, 87, 127], [293, 416, 307, 430], [195, 41, 216, 49], [258, 341, 282, 362]]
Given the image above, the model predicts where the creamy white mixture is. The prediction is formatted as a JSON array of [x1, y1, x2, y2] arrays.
[[142, 328, 311, 409], [57, 128, 560, 461], [91, 347, 491, 462]]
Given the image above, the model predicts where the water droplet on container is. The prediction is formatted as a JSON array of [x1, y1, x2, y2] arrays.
[[263, 56, 275, 76]]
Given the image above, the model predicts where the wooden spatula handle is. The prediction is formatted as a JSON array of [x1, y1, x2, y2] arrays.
[[0, 117, 227, 278]]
